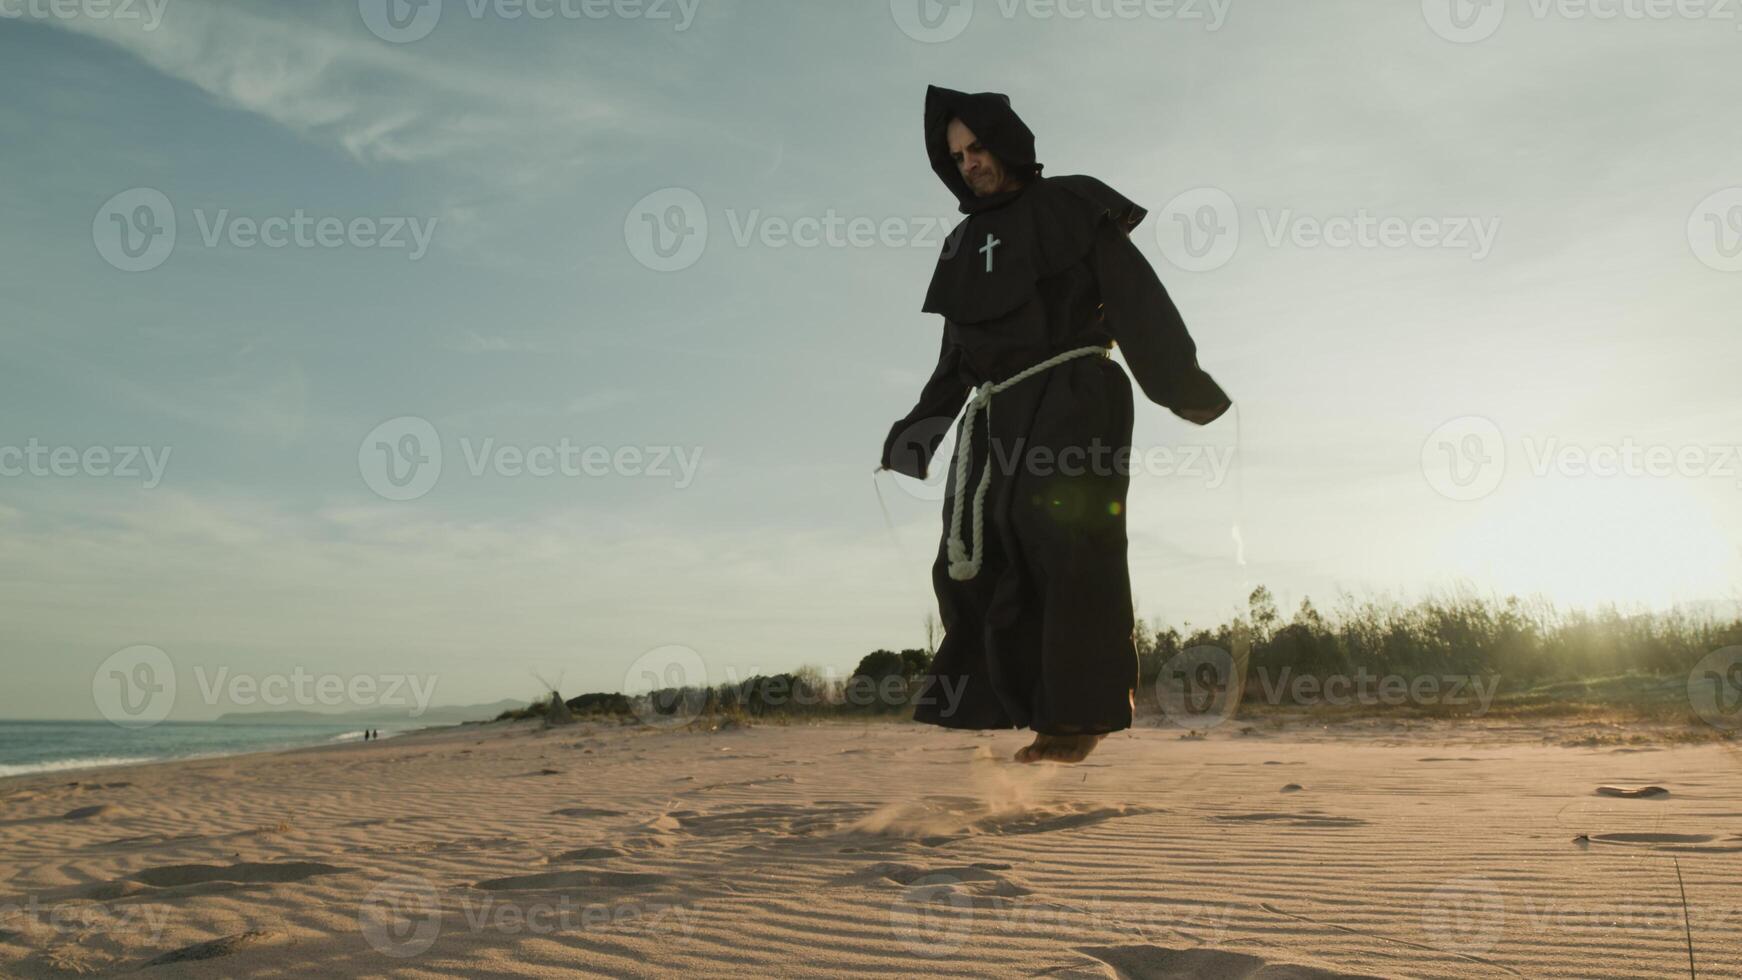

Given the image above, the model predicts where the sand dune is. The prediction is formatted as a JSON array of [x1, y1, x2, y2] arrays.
[[0, 718, 1738, 977]]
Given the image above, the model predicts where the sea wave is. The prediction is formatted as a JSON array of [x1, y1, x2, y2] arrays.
[[0, 755, 162, 778]]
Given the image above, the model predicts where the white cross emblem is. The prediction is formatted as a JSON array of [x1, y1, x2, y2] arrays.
[[980, 233, 1001, 273]]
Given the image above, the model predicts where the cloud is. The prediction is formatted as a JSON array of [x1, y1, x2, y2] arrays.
[[30, 0, 670, 190]]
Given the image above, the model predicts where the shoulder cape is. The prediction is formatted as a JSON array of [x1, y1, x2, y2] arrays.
[[921, 175, 1147, 325]]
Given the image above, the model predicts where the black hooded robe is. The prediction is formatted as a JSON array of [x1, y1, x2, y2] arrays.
[[881, 85, 1232, 736]]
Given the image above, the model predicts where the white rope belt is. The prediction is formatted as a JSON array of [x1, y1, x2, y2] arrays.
[[946, 345, 1112, 582]]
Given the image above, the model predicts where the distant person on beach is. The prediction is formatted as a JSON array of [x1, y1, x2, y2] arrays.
[[880, 85, 1232, 764]]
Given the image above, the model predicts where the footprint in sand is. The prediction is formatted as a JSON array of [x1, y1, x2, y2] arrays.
[[342, 815, 436, 829], [1212, 812, 1366, 828], [1584, 832, 1742, 853], [551, 806, 627, 818], [842, 861, 1031, 908], [60, 804, 116, 821], [1071, 944, 1387, 979], [549, 845, 627, 862], [87, 832, 204, 851], [141, 930, 280, 968], [1594, 785, 1668, 798], [39, 862, 348, 903], [472, 869, 671, 891], [131, 861, 350, 888], [678, 773, 798, 795], [852, 797, 1159, 843]]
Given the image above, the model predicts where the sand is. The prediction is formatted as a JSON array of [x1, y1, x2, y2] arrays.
[[1, 718, 1739, 978]]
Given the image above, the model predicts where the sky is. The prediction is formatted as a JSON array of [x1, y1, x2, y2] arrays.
[[2, 0, 1740, 721]]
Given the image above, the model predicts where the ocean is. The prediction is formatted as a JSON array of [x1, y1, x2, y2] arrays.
[[0, 719, 413, 779]]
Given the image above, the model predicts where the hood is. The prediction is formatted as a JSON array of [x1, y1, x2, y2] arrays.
[[925, 84, 1043, 214]]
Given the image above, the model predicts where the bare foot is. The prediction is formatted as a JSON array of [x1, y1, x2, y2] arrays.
[[1014, 733, 1104, 764]]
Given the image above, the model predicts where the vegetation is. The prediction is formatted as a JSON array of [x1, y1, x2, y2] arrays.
[[495, 588, 1741, 730]]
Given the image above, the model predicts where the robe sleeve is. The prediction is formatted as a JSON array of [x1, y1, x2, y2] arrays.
[[880, 327, 969, 480], [1089, 218, 1232, 426]]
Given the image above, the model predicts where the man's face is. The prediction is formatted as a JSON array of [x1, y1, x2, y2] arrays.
[[947, 117, 1011, 197]]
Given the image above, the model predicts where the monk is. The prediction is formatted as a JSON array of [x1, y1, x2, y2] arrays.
[[879, 85, 1232, 764]]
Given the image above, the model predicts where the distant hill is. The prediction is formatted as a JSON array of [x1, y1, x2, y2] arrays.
[[214, 699, 526, 726]]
